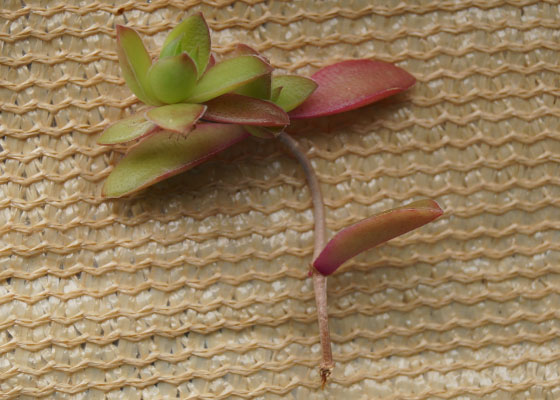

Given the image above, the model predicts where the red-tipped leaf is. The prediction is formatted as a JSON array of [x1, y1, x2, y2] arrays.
[[102, 123, 249, 198], [289, 59, 415, 119], [313, 200, 442, 276], [204, 93, 289, 126]]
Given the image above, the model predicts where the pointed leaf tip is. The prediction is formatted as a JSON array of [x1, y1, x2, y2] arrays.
[[289, 59, 416, 119], [313, 200, 442, 276], [160, 14, 211, 78], [116, 25, 161, 106]]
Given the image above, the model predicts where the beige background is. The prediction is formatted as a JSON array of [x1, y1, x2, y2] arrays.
[[1, 0, 560, 398]]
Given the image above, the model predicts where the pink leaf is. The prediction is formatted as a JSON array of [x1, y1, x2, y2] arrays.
[[289, 59, 415, 119], [313, 200, 442, 276], [204, 93, 289, 126]]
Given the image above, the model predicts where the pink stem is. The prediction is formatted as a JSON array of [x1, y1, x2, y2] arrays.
[[277, 131, 333, 386]]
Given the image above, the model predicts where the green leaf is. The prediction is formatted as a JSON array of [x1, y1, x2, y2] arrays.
[[313, 200, 442, 275], [116, 25, 161, 106], [270, 86, 282, 103], [186, 55, 272, 103], [148, 53, 198, 104], [271, 75, 317, 112], [204, 94, 289, 126], [145, 103, 206, 134], [244, 125, 281, 139], [160, 13, 211, 78], [159, 35, 183, 59], [232, 44, 271, 99], [97, 113, 158, 145], [102, 123, 249, 198]]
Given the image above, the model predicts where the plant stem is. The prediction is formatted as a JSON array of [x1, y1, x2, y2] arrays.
[[277, 131, 333, 386]]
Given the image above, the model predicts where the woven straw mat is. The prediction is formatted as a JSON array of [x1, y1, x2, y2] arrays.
[[2, 1, 560, 399]]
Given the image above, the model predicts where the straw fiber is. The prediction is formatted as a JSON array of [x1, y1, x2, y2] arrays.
[[1, 0, 560, 398]]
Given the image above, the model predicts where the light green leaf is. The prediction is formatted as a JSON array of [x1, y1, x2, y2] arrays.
[[159, 35, 183, 59], [232, 44, 271, 99], [271, 75, 317, 112], [98, 113, 157, 145], [116, 25, 161, 106], [270, 86, 282, 103], [145, 103, 206, 134], [160, 13, 211, 78], [244, 126, 282, 139], [186, 55, 272, 103], [102, 123, 249, 198], [148, 53, 198, 104]]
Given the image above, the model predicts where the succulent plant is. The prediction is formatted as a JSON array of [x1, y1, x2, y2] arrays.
[[99, 13, 443, 385]]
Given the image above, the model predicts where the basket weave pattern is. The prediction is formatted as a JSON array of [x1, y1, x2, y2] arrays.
[[1, 1, 560, 398]]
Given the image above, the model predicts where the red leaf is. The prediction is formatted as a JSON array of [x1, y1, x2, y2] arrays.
[[204, 93, 289, 126], [289, 59, 415, 119], [313, 200, 442, 276]]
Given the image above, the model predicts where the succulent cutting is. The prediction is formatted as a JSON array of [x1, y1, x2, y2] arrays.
[[99, 13, 443, 385]]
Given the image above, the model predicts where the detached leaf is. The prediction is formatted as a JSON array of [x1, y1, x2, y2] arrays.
[[102, 123, 249, 198], [271, 75, 317, 112], [148, 53, 198, 104], [232, 44, 271, 99], [98, 113, 158, 145], [186, 55, 272, 103], [313, 200, 443, 276], [290, 59, 416, 119], [160, 13, 211, 77], [145, 104, 206, 134], [204, 94, 289, 126], [116, 25, 161, 106]]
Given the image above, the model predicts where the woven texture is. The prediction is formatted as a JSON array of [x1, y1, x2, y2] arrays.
[[2, 0, 560, 398]]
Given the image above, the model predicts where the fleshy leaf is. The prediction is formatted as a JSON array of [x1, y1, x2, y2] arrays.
[[148, 53, 198, 104], [271, 75, 318, 112], [313, 200, 443, 276], [206, 53, 216, 71], [270, 86, 282, 102], [289, 59, 416, 119], [244, 125, 282, 139], [204, 94, 289, 126], [159, 35, 183, 59], [116, 25, 161, 106], [232, 44, 271, 99], [160, 13, 211, 78], [102, 123, 249, 198], [145, 104, 206, 134], [97, 113, 158, 145], [186, 55, 272, 103]]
